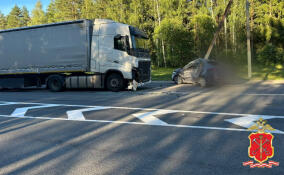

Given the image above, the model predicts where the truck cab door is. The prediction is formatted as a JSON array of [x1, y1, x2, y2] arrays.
[[112, 35, 130, 65]]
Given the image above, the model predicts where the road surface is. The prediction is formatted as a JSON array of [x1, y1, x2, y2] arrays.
[[0, 81, 283, 175]]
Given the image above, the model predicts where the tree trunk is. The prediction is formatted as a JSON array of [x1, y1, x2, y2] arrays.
[[155, 0, 166, 67], [224, 0, 227, 56], [250, 0, 254, 62], [210, 0, 214, 19]]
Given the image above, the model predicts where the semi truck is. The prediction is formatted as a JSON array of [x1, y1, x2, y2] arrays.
[[0, 19, 151, 91]]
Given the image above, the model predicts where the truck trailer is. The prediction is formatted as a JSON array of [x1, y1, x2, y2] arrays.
[[0, 19, 151, 91]]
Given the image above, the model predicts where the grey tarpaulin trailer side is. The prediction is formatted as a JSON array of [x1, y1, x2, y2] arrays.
[[0, 19, 93, 74], [0, 19, 96, 91]]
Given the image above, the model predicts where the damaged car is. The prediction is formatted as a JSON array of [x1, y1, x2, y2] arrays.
[[172, 58, 223, 87]]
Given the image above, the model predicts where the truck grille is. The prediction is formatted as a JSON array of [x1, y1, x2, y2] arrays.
[[138, 61, 151, 82]]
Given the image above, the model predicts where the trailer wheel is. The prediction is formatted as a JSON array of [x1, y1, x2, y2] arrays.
[[106, 73, 124, 92], [47, 75, 65, 92]]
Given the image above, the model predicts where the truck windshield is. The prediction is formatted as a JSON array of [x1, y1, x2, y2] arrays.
[[128, 26, 150, 58], [131, 35, 149, 51]]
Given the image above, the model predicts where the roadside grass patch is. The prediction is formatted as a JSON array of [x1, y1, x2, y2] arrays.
[[151, 67, 176, 81], [152, 64, 284, 81]]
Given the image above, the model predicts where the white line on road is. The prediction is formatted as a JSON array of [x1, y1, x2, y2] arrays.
[[132, 110, 175, 125], [225, 115, 284, 133], [0, 102, 20, 106], [10, 104, 60, 117], [67, 107, 111, 121], [0, 114, 283, 134], [1, 101, 284, 134], [0, 100, 280, 118]]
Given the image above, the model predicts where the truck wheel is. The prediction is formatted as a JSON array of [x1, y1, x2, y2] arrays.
[[47, 75, 65, 92], [106, 73, 124, 92]]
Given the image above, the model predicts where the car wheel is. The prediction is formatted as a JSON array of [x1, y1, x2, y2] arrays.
[[106, 73, 124, 92], [174, 76, 182, 85], [198, 77, 206, 87]]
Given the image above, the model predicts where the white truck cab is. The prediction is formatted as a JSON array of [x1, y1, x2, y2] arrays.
[[91, 19, 151, 91]]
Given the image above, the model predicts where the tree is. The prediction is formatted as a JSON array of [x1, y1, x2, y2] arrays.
[[6, 5, 22, 29], [0, 11, 6, 30], [21, 6, 30, 26], [54, 0, 83, 21], [2, 0, 283, 67], [29, 0, 47, 26], [81, 0, 97, 19], [154, 17, 194, 67], [191, 14, 216, 57], [46, 0, 57, 23]]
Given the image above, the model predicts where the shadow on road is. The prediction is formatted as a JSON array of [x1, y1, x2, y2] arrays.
[[0, 81, 283, 174]]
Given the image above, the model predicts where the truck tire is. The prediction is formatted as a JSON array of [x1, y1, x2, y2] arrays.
[[106, 73, 124, 92], [47, 75, 65, 92]]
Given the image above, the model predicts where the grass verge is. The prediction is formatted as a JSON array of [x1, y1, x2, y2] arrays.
[[151, 67, 176, 81], [152, 64, 284, 81]]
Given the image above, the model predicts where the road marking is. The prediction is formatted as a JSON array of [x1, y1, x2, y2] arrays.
[[225, 115, 284, 133], [67, 107, 111, 121], [0, 114, 283, 134], [133, 110, 175, 125], [10, 104, 60, 117], [0, 100, 270, 117], [0, 102, 19, 106], [1, 101, 284, 134]]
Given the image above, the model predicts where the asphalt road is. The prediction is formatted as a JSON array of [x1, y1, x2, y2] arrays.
[[0, 81, 284, 175]]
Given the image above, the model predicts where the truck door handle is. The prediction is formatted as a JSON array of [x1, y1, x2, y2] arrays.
[[113, 60, 119, 63]]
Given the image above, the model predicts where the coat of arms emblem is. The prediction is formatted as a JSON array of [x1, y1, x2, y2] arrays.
[[243, 118, 279, 168]]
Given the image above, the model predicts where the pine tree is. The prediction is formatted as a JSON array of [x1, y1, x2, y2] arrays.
[[21, 6, 30, 26], [81, 0, 97, 19], [0, 11, 6, 30], [29, 0, 47, 26], [54, 0, 83, 21], [6, 5, 22, 29], [46, 0, 57, 23]]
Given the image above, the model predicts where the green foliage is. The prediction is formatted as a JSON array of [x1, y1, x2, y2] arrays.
[[46, 0, 57, 23], [256, 44, 284, 65], [0, 11, 6, 30], [191, 14, 216, 57], [81, 0, 97, 19], [53, 0, 83, 21], [29, 1, 47, 26], [1, 0, 283, 69], [21, 6, 30, 26], [154, 17, 194, 67], [6, 5, 22, 29]]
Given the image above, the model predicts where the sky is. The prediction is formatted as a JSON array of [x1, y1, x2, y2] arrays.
[[0, 0, 50, 15]]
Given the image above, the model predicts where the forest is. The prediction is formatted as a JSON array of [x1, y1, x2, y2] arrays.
[[0, 0, 283, 69]]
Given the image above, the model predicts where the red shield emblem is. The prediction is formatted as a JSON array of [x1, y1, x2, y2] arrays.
[[248, 133, 274, 163]]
